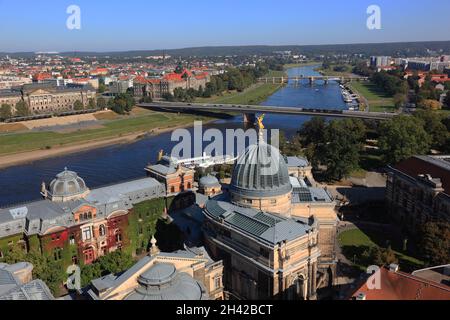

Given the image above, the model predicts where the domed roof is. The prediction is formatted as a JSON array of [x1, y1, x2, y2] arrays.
[[49, 167, 88, 199], [199, 175, 220, 188], [230, 141, 292, 198], [126, 263, 207, 300]]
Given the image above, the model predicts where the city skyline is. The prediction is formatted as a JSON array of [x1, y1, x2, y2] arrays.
[[1, 0, 450, 52]]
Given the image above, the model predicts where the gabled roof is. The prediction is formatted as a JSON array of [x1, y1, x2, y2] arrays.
[[352, 266, 450, 300]]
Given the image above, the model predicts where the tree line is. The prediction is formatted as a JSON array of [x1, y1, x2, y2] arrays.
[[162, 62, 273, 103], [294, 111, 450, 181]]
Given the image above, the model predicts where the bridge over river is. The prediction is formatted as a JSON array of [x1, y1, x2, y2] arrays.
[[257, 75, 369, 85], [138, 102, 398, 123]]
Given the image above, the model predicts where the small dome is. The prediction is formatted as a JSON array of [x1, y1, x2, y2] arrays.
[[49, 167, 88, 199], [230, 140, 292, 198], [199, 175, 220, 188], [126, 263, 207, 300]]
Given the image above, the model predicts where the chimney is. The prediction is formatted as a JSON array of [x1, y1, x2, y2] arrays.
[[389, 263, 399, 273]]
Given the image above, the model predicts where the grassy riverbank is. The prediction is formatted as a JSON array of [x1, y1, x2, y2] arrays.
[[196, 82, 282, 105], [0, 111, 214, 156], [348, 82, 396, 112]]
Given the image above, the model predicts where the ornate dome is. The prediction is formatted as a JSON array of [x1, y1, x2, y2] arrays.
[[125, 263, 208, 300], [199, 175, 220, 188], [230, 140, 292, 198], [49, 167, 88, 200]]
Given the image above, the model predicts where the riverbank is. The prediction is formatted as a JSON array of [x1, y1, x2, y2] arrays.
[[348, 82, 396, 112], [196, 82, 283, 105], [0, 112, 217, 169]]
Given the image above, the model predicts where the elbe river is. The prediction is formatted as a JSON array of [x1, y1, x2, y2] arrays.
[[0, 65, 347, 207]]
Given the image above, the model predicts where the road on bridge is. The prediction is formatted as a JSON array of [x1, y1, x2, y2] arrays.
[[138, 102, 399, 121]]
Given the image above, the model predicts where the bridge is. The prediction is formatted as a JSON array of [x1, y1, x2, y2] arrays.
[[257, 76, 369, 85], [138, 102, 398, 122]]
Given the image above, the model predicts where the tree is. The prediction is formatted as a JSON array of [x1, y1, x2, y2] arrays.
[[413, 110, 449, 151], [378, 115, 431, 165], [419, 99, 442, 110], [97, 97, 107, 109], [88, 98, 96, 109], [393, 93, 407, 108], [73, 100, 84, 111], [97, 83, 107, 94], [320, 119, 366, 181], [0, 103, 12, 120], [419, 221, 450, 266], [109, 93, 135, 114], [15, 101, 30, 117], [299, 117, 326, 146]]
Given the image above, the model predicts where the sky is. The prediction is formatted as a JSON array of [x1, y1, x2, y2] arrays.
[[0, 0, 449, 52]]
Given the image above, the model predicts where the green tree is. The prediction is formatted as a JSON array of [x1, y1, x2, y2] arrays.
[[413, 110, 449, 151], [0, 103, 12, 120], [97, 83, 107, 94], [97, 97, 107, 109], [378, 116, 431, 165], [419, 221, 450, 266], [73, 100, 84, 111], [15, 101, 30, 117], [320, 119, 366, 181], [393, 93, 407, 108], [110, 93, 135, 114], [88, 98, 96, 109]]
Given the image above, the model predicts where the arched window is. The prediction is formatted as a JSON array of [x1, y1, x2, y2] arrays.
[[99, 225, 106, 237], [87, 212, 92, 219], [187, 182, 192, 189], [83, 212, 88, 220], [115, 230, 122, 243]]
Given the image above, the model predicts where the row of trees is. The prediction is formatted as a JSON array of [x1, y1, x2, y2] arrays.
[[107, 93, 135, 114], [297, 111, 450, 181], [163, 63, 272, 102]]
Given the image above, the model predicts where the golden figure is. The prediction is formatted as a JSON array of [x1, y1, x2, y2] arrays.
[[157, 149, 164, 162], [256, 114, 265, 130]]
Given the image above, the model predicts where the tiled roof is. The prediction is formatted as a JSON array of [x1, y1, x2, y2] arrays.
[[352, 266, 450, 300]]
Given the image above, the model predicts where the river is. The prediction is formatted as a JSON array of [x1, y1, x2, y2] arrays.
[[0, 65, 347, 207]]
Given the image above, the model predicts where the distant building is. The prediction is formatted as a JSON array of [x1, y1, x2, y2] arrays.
[[87, 244, 224, 300], [133, 69, 209, 100], [370, 56, 391, 68], [145, 154, 195, 195], [386, 155, 450, 235], [351, 264, 450, 300], [0, 262, 54, 300], [0, 90, 22, 113], [21, 83, 96, 114]]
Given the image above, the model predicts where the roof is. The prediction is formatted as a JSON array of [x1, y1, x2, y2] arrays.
[[394, 155, 450, 195], [352, 266, 450, 300], [0, 263, 54, 300], [204, 200, 311, 245], [286, 156, 310, 168]]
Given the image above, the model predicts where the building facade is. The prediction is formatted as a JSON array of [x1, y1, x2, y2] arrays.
[[21, 84, 96, 114], [386, 155, 450, 234], [146, 155, 195, 195], [0, 168, 168, 268]]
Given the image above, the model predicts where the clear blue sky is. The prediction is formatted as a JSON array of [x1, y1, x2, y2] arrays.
[[0, 0, 449, 52]]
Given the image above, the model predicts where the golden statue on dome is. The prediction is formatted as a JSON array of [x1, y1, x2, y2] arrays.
[[256, 114, 265, 131]]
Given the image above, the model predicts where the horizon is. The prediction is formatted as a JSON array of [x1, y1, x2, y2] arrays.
[[1, 0, 450, 52], [3, 39, 450, 55]]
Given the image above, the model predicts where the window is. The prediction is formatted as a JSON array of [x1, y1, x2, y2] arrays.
[[214, 277, 222, 289], [53, 248, 63, 261], [170, 186, 175, 193], [82, 227, 92, 241], [69, 234, 75, 245], [99, 225, 106, 237], [115, 232, 122, 243]]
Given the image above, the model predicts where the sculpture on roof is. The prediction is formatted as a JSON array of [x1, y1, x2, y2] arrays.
[[256, 114, 265, 131]]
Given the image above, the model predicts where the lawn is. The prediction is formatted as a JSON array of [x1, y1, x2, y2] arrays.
[[0, 112, 212, 155], [196, 83, 282, 105], [339, 228, 424, 272], [349, 81, 396, 113]]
